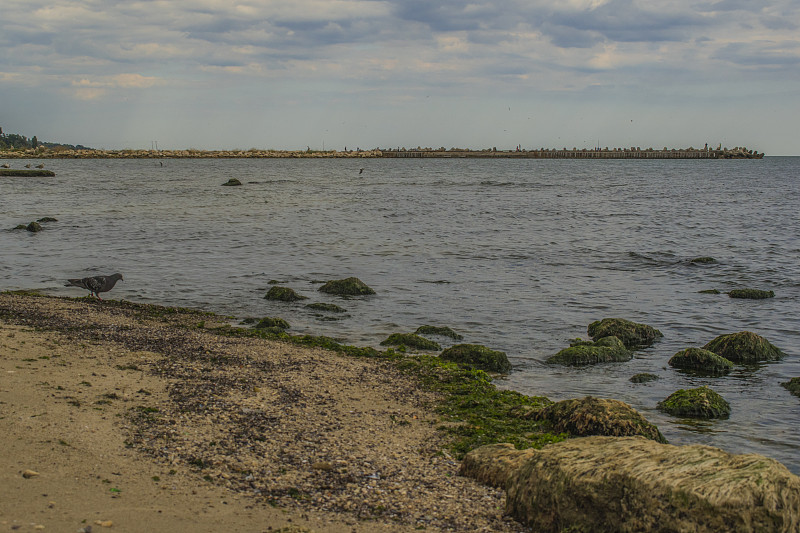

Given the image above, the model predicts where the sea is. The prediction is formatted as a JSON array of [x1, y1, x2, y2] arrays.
[[2, 156, 798, 473]]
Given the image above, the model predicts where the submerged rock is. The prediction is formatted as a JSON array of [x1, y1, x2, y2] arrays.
[[264, 286, 308, 302], [690, 256, 717, 264], [781, 378, 800, 398], [415, 325, 463, 340], [439, 344, 511, 373], [533, 396, 666, 443], [587, 318, 663, 348], [729, 288, 775, 299], [305, 302, 345, 313], [318, 277, 376, 296], [668, 347, 734, 376], [698, 289, 721, 294], [460, 437, 800, 533], [36, 217, 58, 223], [546, 336, 631, 366], [703, 331, 785, 363], [380, 333, 441, 351], [658, 386, 730, 418], [221, 178, 242, 186], [630, 373, 659, 383]]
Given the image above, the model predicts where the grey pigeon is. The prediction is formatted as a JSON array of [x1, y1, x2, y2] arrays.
[[65, 273, 123, 299]]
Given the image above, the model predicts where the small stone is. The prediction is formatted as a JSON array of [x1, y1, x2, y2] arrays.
[[22, 469, 40, 478], [94, 520, 113, 527]]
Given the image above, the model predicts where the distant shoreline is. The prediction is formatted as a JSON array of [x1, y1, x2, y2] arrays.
[[0, 145, 764, 159]]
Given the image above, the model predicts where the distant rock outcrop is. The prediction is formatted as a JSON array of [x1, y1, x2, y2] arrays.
[[460, 437, 800, 533]]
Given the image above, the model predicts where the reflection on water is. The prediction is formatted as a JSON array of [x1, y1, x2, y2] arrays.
[[1, 156, 799, 472]]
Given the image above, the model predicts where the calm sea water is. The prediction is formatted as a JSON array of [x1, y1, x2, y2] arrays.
[[2, 156, 799, 472]]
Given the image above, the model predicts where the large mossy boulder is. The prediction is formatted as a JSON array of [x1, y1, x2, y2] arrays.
[[533, 396, 666, 443], [658, 386, 730, 419], [264, 286, 308, 302], [440, 344, 511, 373], [460, 437, 800, 533], [728, 288, 775, 299], [668, 347, 734, 376], [380, 333, 441, 351], [546, 336, 631, 366], [703, 331, 784, 364], [318, 277, 375, 296], [587, 318, 663, 348], [782, 378, 800, 398]]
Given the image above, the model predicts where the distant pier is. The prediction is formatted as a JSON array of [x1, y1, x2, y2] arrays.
[[381, 147, 764, 159]]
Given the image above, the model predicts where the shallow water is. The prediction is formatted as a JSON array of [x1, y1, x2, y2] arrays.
[[2, 156, 799, 472]]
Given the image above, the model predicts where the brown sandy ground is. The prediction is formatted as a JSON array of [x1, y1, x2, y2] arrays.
[[0, 293, 526, 532]]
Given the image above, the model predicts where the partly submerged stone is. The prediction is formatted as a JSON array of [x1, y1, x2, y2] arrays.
[[703, 331, 784, 364], [318, 277, 376, 296], [658, 386, 730, 419], [36, 217, 58, 223], [440, 343, 511, 373], [415, 325, 464, 340], [630, 373, 659, 383], [460, 437, 800, 533], [690, 256, 717, 264], [781, 378, 800, 398], [254, 317, 290, 331], [698, 289, 721, 294], [533, 396, 666, 443], [728, 288, 775, 299], [587, 318, 663, 348], [305, 302, 345, 313], [221, 178, 242, 186], [264, 286, 308, 302], [546, 336, 631, 366], [21, 221, 43, 232], [380, 333, 441, 351], [668, 347, 734, 376]]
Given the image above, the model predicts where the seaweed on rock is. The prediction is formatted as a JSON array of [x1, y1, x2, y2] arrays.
[[264, 286, 308, 302], [703, 331, 784, 363], [658, 386, 730, 419], [317, 277, 375, 296], [668, 348, 734, 376], [587, 318, 663, 349], [440, 344, 512, 374], [380, 333, 441, 351], [546, 336, 632, 366]]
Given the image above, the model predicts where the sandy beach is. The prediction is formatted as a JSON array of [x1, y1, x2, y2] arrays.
[[0, 293, 525, 532]]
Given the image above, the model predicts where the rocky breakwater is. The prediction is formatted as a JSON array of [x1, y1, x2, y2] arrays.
[[461, 437, 800, 532]]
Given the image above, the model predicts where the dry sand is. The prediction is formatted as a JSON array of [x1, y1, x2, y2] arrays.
[[0, 293, 526, 532]]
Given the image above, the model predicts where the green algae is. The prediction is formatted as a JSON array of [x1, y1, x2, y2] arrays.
[[690, 257, 717, 264], [658, 386, 731, 419], [415, 325, 464, 340], [703, 331, 784, 363], [728, 288, 775, 299], [317, 277, 376, 296], [264, 286, 308, 302], [587, 318, 663, 348], [380, 333, 441, 351], [546, 336, 632, 366], [668, 347, 734, 376], [221, 178, 242, 186], [254, 317, 290, 332], [440, 343, 512, 373], [781, 378, 800, 398], [305, 302, 345, 313]]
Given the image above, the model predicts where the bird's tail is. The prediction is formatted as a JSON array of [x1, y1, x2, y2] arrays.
[[65, 279, 80, 287]]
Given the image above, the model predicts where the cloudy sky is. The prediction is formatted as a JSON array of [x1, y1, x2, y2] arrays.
[[1, 0, 798, 154]]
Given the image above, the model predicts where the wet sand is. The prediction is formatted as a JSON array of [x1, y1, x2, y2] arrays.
[[0, 293, 524, 532]]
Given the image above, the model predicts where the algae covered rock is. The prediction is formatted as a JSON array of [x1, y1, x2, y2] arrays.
[[318, 277, 375, 296], [546, 336, 631, 366], [221, 178, 242, 186], [728, 288, 775, 299], [37, 217, 58, 223], [699, 289, 721, 294], [668, 347, 734, 376], [587, 318, 663, 348], [690, 256, 717, 264], [781, 378, 800, 398], [630, 373, 659, 383], [534, 396, 666, 443], [415, 325, 463, 340], [460, 437, 800, 533], [703, 331, 784, 363], [264, 286, 308, 302], [440, 343, 511, 373], [380, 333, 441, 351], [658, 386, 730, 418], [254, 317, 290, 331]]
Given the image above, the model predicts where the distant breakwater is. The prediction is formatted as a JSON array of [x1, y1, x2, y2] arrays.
[[0, 146, 763, 159]]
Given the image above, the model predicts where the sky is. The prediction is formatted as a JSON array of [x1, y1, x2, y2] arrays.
[[1, 0, 798, 154]]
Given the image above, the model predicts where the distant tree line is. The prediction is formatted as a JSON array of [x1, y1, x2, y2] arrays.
[[0, 126, 91, 151]]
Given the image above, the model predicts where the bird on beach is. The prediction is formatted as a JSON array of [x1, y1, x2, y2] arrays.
[[65, 273, 123, 300], [36, 164, 44, 169], [1, 163, 9, 168]]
